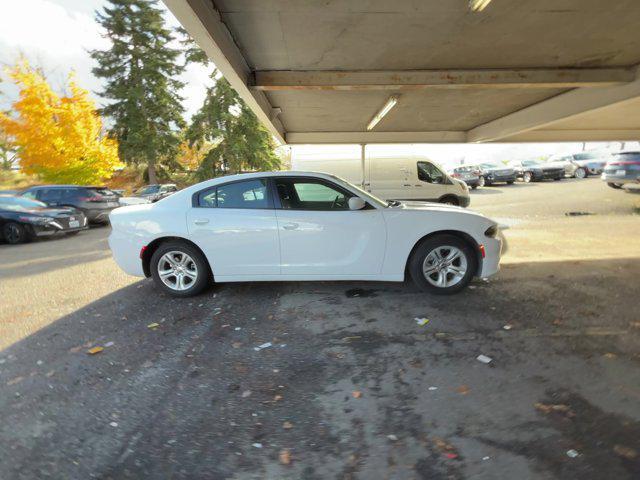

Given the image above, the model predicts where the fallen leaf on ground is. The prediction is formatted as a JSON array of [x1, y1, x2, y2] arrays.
[[283, 421, 293, 429], [534, 402, 575, 417], [279, 449, 291, 465], [241, 390, 252, 398], [414, 317, 430, 326], [7, 376, 24, 386], [87, 346, 104, 355], [603, 353, 617, 359], [274, 394, 283, 401], [456, 385, 470, 395], [147, 323, 159, 329], [445, 452, 458, 459], [352, 391, 362, 399], [613, 445, 637, 460]]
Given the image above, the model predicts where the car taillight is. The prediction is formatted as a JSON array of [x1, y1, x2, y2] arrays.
[[140, 245, 148, 259], [451, 173, 460, 178]]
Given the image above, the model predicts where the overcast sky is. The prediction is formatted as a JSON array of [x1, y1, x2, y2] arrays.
[[0, 0, 631, 165]]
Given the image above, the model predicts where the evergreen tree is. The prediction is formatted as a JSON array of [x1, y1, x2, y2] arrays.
[[180, 31, 280, 179], [91, 0, 184, 184]]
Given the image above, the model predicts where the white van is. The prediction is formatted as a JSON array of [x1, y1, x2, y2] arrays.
[[291, 153, 470, 207]]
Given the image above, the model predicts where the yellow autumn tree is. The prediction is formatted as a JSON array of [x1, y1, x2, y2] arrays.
[[0, 60, 121, 184]]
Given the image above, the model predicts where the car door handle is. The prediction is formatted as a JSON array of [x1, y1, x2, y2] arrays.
[[282, 222, 299, 230], [194, 219, 209, 225]]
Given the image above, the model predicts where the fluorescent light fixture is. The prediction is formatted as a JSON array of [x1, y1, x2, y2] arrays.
[[366, 95, 399, 131], [469, 0, 492, 12]]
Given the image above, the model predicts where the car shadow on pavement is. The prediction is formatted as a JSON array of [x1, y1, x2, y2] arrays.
[[1, 257, 640, 479]]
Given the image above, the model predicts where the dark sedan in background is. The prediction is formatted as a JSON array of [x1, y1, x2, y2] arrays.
[[449, 166, 484, 188], [475, 163, 517, 185], [20, 185, 119, 224], [602, 151, 640, 189], [511, 160, 564, 183], [0, 195, 88, 244]]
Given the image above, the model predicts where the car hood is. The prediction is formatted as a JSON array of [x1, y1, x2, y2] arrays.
[[397, 201, 478, 216], [12, 207, 77, 217]]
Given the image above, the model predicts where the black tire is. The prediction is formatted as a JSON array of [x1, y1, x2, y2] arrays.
[[408, 234, 477, 295], [471, 185, 477, 190], [65, 231, 81, 236], [506, 180, 515, 185], [607, 182, 623, 189], [574, 168, 586, 179], [150, 241, 211, 297], [554, 176, 562, 181], [3, 222, 29, 244], [439, 196, 459, 206]]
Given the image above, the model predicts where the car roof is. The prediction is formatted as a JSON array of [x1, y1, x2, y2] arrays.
[[26, 185, 106, 189]]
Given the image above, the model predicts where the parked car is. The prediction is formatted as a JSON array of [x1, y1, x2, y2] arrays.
[[0, 195, 88, 244], [602, 151, 640, 189], [510, 159, 564, 183], [292, 153, 470, 206], [449, 166, 483, 189], [108, 172, 501, 297], [134, 184, 179, 203], [20, 185, 120, 224], [474, 163, 516, 185], [548, 152, 610, 178]]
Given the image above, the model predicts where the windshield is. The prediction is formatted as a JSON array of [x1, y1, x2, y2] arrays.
[[573, 152, 601, 161], [522, 160, 541, 166], [136, 185, 160, 195], [0, 196, 48, 211], [480, 163, 500, 169], [324, 174, 388, 208]]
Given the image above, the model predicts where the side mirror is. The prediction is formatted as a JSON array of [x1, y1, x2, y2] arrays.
[[348, 197, 366, 210]]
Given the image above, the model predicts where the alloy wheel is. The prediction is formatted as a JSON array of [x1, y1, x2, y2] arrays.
[[157, 251, 198, 291], [523, 172, 533, 183], [422, 246, 468, 288], [5, 224, 23, 244], [477, 176, 485, 187], [575, 168, 586, 179]]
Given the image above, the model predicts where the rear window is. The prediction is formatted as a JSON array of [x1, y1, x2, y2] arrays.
[[85, 187, 116, 196], [612, 152, 640, 162], [197, 179, 270, 209]]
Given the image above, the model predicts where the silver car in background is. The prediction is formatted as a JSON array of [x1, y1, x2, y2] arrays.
[[549, 152, 610, 178]]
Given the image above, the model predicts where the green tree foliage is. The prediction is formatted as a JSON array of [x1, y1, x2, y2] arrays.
[[180, 30, 280, 179], [91, 0, 185, 184]]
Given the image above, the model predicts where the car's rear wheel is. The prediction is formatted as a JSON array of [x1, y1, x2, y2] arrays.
[[574, 167, 586, 179], [150, 242, 210, 297], [523, 171, 533, 183], [477, 176, 485, 187], [607, 182, 623, 189], [3, 222, 29, 245], [409, 234, 477, 295]]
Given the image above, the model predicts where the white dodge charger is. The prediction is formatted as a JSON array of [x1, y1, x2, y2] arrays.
[[108, 171, 501, 296]]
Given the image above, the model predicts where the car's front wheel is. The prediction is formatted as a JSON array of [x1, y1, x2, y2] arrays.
[[409, 234, 477, 295], [150, 242, 210, 297], [574, 167, 586, 179], [3, 222, 29, 245], [523, 171, 533, 183]]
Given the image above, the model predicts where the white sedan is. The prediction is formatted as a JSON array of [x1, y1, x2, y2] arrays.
[[108, 172, 501, 296]]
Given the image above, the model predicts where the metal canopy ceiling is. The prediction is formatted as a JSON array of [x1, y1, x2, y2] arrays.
[[164, 0, 640, 144]]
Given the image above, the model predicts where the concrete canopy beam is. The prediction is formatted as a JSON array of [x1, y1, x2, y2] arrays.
[[468, 66, 640, 143], [253, 68, 635, 91]]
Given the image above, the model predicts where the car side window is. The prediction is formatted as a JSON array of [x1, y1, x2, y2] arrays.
[[275, 178, 352, 210], [22, 190, 37, 200], [39, 189, 62, 202], [197, 179, 270, 209], [417, 161, 445, 184]]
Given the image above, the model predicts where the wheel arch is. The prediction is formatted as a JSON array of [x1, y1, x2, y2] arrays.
[[142, 236, 211, 278], [437, 194, 460, 205], [404, 230, 482, 278]]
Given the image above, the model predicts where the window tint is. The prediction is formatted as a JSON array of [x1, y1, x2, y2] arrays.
[[22, 190, 37, 200], [39, 189, 62, 202], [275, 178, 351, 210], [197, 179, 270, 209], [417, 161, 445, 184]]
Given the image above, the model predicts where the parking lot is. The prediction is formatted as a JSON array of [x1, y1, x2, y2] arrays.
[[1, 178, 639, 479]]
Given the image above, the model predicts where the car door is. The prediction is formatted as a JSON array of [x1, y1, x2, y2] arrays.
[[273, 176, 386, 276], [367, 157, 411, 200], [414, 160, 447, 200], [187, 178, 281, 277]]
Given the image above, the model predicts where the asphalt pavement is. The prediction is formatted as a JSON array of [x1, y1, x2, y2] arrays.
[[1, 178, 639, 479]]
